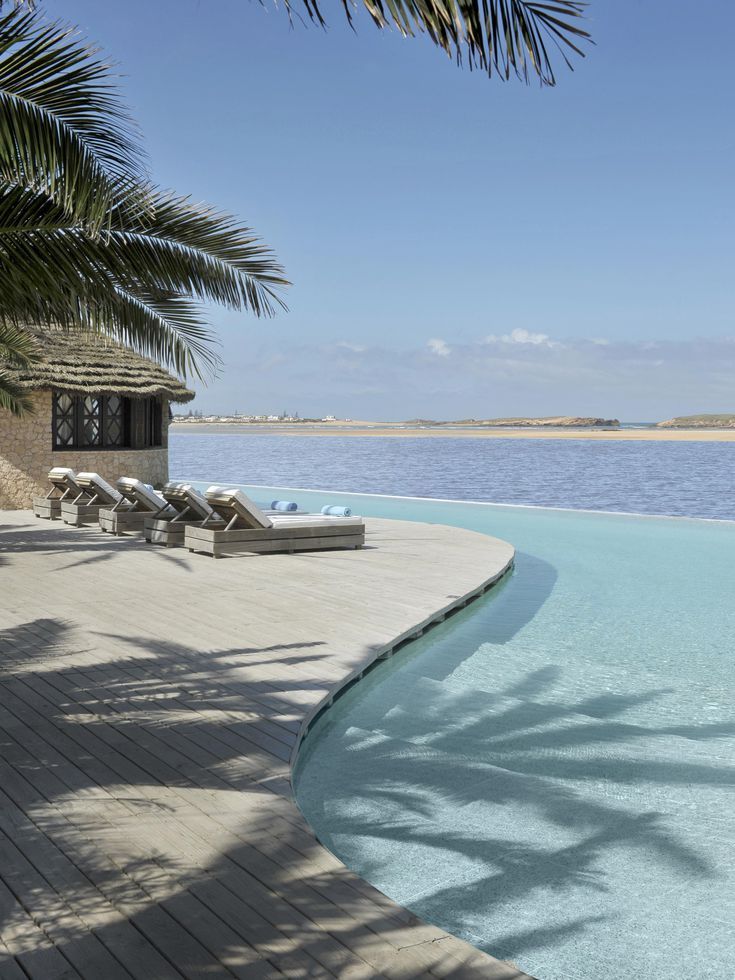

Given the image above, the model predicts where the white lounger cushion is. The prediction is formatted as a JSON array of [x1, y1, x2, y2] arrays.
[[162, 482, 216, 520], [48, 467, 81, 490], [76, 472, 124, 505], [265, 516, 363, 529], [116, 477, 168, 513], [48, 467, 75, 482], [205, 487, 273, 529]]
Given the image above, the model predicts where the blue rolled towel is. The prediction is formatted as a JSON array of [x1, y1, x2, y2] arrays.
[[270, 500, 298, 512], [321, 504, 352, 517]]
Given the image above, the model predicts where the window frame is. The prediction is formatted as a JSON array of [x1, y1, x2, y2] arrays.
[[102, 394, 127, 449], [51, 391, 76, 450], [51, 392, 162, 451]]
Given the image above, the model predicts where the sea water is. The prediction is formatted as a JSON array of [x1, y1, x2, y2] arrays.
[[170, 431, 735, 521], [170, 434, 735, 980]]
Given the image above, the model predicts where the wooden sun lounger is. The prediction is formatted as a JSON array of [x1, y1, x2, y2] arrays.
[[32, 467, 88, 520], [99, 477, 175, 536], [60, 472, 128, 527], [144, 482, 224, 547], [185, 487, 365, 557]]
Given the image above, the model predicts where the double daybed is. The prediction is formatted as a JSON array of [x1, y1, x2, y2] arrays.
[[187, 486, 364, 557]]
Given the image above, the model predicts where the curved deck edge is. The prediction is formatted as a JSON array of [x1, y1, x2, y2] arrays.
[[291, 543, 514, 764]]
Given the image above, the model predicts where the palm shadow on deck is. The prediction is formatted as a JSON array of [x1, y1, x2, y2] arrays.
[[0, 523, 197, 573]]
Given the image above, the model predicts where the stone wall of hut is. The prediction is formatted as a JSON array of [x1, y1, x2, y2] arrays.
[[0, 391, 170, 509]]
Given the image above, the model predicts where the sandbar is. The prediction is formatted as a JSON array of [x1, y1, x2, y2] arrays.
[[171, 423, 735, 442]]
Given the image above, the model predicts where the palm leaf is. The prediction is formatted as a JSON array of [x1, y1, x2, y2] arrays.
[[287, 0, 590, 84], [0, 179, 288, 376], [109, 186, 288, 316], [0, 8, 143, 229], [0, 319, 39, 365], [0, 9, 288, 381], [0, 368, 34, 414], [88, 290, 223, 381], [0, 320, 39, 415]]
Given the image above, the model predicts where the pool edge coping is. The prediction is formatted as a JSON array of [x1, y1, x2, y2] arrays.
[[175, 479, 735, 526], [289, 545, 515, 769]]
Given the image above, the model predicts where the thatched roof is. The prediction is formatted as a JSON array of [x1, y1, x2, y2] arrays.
[[4, 330, 195, 403]]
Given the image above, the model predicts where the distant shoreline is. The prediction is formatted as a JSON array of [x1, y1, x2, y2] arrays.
[[170, 422, 735, 442]]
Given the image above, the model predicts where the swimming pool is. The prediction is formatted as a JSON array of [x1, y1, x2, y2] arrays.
[[192, 483, 735, 980]]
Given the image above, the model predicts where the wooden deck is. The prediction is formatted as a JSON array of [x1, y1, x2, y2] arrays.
[[0, 511, 523, 979]]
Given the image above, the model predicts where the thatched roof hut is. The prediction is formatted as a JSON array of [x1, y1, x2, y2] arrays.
[[0, 329, 195, 509], [5, 329, 194, 403]]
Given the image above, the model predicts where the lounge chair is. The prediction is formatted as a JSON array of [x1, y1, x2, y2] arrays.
[[98, 478, 175, 536], [60, 472, 127, 527], [144, 481, 224, 547], [184, 486, 365, 557], [32, 467, 89, 520]]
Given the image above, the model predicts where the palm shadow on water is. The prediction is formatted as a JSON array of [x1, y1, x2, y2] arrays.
[[0, 540, 732, 975], [296, 551, 735, 964], [305, 673, 730, 962]]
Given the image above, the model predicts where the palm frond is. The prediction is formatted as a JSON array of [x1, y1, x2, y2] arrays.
[[0, 11, 288, 380], [288, 0, 590, 84], [0, 178, 288, 375], [0, 248, 220, 380], [0, 319, 39, 414], [88, 290, 223, 381], [111, 187, 289, 315], [0, 319, 39, 365], [0, 368, 34, 414], [0, 8, 144, 228]]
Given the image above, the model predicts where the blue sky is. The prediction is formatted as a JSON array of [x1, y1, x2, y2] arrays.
[[46, 0, 735, 419]]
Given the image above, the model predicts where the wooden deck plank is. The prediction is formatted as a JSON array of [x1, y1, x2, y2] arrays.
[[0, 942, 29, 980], [0, 512, 523, 979], [0, 780, 179, 979], [0, 832, 131, 980]]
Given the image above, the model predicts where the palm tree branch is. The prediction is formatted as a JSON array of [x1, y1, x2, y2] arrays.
[[79, 289, 223, 381], [0, 319, 39, 366], [0, 184, 288, 317], [0, 319, 40, 416], [0, 8, 143, 179], [0, 9, 287, 384], [287, 0, 590, 84], [0, 367, 34, 415], [0, 8, 144, 226]]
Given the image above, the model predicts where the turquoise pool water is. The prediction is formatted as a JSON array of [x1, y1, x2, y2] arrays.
[[194, 483, 735, 980]]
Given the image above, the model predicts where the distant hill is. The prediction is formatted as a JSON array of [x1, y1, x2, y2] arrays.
[[656, 414, 735, 429], [404, 416, 620, 428]]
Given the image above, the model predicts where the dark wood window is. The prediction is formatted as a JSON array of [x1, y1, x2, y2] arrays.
[[53, 393, 75, 448], [103, 395, 126, 447], [80, 395, 102, 447], [149, 399, 163, 447], [51, 392, 163, 450], [128, 398, 163, 449]]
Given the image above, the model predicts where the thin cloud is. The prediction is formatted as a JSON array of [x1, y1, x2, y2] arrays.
[[197, 334, 735, 420], [427, 338, 451, 357], [485, 328, 559, 348], [334, 341, 367, 353]]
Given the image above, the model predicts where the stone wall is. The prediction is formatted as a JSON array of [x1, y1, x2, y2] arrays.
[[0, 390, 170, 510]]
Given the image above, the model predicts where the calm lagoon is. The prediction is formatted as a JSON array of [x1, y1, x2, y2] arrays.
[[170, 431, 735, 520]]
